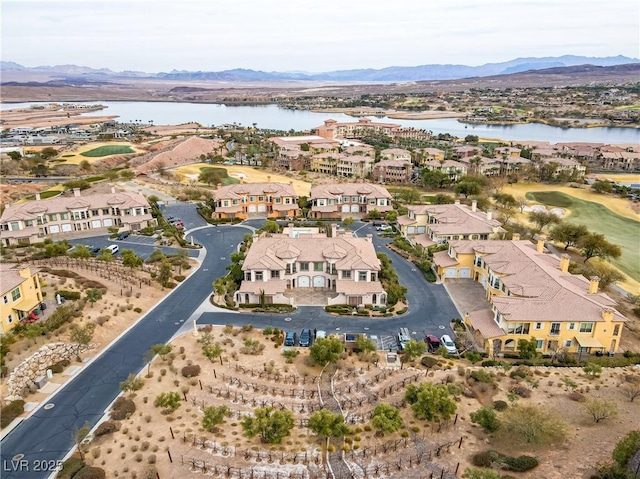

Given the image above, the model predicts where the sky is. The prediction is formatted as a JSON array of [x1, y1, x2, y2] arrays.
[[2, 0, 639, 73]]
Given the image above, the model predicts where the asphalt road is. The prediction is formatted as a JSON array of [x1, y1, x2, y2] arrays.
[[0, 213, 460, 478]]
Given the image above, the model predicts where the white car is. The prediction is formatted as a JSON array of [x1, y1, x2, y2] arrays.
[[316, 330, 327, 339], [440, 334, 458, 355]]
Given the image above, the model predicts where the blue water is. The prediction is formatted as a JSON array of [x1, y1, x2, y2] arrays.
[[2, 101, 639, 144]]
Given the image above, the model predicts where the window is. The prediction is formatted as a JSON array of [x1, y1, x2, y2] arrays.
[[223, 201, 229, 207], [564, 340, 573, 348], [534, 322, 543, 330], [506, 322, 530, 335], [579, 322, 594, 333], [352, 196, 358, 202], [92, 210, 99, 216], [3, 295, 8, 304], [343, 196, 350, 203], [270, 270, 280, 279], [536, 340, 544, 350], [11, 287, 21, 301], [258, 196, 264, 202], [275, 198, 281, 204], [102, 209, 110, 215], [550, 323, 561, 335], [285, 198, 291, 205], [255, 272, 263, 281], [358, 271, 367, 281], [25, 220, 34, 227], [249, 196, 255, 202], [567, 323, 575, 330], [371, 273, 377, 282], [244, 272, 251, 281], [314, 262, 323, 271], [285, 264, 297, 274], [232, 200, 238, 205], [369, 199, 375, 205], [342, 270, 351, 279], [613, 324, 620, 336], [300, 262, 309, 271], [10, 222, 19, 231], [49, 214, 58, 221]]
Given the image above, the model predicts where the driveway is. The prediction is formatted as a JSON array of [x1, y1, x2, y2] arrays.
[[443, 279, 491, 319]]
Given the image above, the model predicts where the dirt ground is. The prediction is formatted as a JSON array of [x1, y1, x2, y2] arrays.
[[81, 325, 640, 479], [0, 106, 118, 129]]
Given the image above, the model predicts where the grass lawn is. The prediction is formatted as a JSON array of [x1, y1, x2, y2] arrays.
[[80, 145, 135, 157], [526, 191, 640, 283]]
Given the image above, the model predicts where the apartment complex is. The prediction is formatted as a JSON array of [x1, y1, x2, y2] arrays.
[[0, 188, 154, 246], [212, 181, 300, 220], [309, 183, 393, 219], [316, 118, 402, 140], [432, 237, 626, 355], [372, 159, 413, 184], [397, 200, 506, 248], [1, 265, 43, 334], [236, 227, 385, 307]]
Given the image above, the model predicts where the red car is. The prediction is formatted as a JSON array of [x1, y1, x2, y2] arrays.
[[424, 334, 441, 352]]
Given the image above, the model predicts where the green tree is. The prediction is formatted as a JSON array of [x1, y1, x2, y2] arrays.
[[470, 407, 501, 433], [70, 323, 95, 344], [403, 339, 427, 360], [612, 430, 640, 467], [119, 373, 144, 394], [592, 180, 614, 194], [148, 249, 166, 263], [517, 337, 538, 360], [454, 180, 481, 198], [121, 249, 143, 269], [549, 223, 589, 250], [493, 192, 517, 209], [385, 210, 398, 222], [371, 403, 404, 435], [154, 392, 181, 413], [198, 333, 223, 362], [368, 209, 381, 220], [579, 233, 622, 263], [308, 409, 349, 461], [355, 335, 377, 354], [580, 262, 625, 288], [528, 211, 560, 234], [119, 170, 135, 180], [499, 404, 567, 445], [151, 343, 173, 360], [40, 147, 59, 160], [7, 151, 21, 161], [85, 289, 103, 308], [342, 217, 355, 227], [404, 383, 457, 421], [433, 194, 455, 204], [583, 362, 603, 378], [69, 245, 91, 259], [97, 249, 114, 262], [241, 406, 294, 444], [261, 220, 279, 233], [157, 259, 173, 287], [584, 399, 618, 423], [202, 405, 230, 432], [309, 337, 344, 366], [462, 468, 501, 479]]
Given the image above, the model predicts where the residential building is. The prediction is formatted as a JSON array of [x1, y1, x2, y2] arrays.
[[336, 155, 375, 178], [372, 159, 413, 184], [0, 188, 154, 246], [380, 148, 411, 162], [270, 135, 340, 153], [421, 159, 467, 182], [432, 237, 626, 355], [310, 153, 343, 175], [236, 227, 385, 307], [316, 118, 401, 140], [1, 265, 43, 334], [397, 200, 506, 248], [539, 157, 587, 178], [309, 183, 393, 218], [212, 180, 300, 220], [418, 148, 445, 165]]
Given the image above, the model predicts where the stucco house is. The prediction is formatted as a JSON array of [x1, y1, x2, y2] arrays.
[[309, 183, 393, 219], [1, 265, 43, 334], [372, 159, 413, 184], [212, 180, 300, 220], [236, 226, 386, 307], [397, 200, 506, 248], [432, 237, 626, 355], [0, 188, 154, 246]]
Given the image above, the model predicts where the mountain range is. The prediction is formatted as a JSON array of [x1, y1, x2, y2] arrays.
[[1, 55, 638, 83]]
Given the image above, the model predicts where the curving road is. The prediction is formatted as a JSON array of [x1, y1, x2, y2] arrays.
[[0, 212, 459, 478]]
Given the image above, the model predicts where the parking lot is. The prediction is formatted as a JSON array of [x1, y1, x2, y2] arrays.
[[116, 234, 157, 246]]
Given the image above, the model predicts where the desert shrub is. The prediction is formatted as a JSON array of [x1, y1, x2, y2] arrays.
[[240, 338, 265, 355], [470, 370, 493, 383], [465, 352, 483, 363], [509, 366, 531, 379], [133, 307, 142, 313], [503, 455, 539, 472], [50, 361, 65, 373], [57, 457, 85, 479], [94, 420, 119, 437], [73, 466, 106, 479], [110, 397, 136, 420], [569, 392, 586, 402], [173, 275, 185, 282], [241, 324, 254, 332], [181, 364, 201, 378], [470, 407, 501, 433], [462, 468, 500, 479], [510, 385, 532, 398], [499, 405, 567, 445], [57, 290, 81, 300], [492, 400, 508, 411], [420, 356, 439, 369], [613, 430, 640, 467], [472, 450, 498, 468], [0, 400, 24, 428]]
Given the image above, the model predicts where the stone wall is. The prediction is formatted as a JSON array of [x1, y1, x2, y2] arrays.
[[5, 342, 93, 402]]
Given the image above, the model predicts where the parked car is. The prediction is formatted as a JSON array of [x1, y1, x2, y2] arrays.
[[424, 334, 441, 352], [105, 244, 119, 255], [397, 327, 411, 351], [284, 331, 297, 347], [117, 231, 130, 240], [299, 329, 311, 347], [89, 246, 101, 255], [440, 334, 458, 355], [372, 221, 382, 229]]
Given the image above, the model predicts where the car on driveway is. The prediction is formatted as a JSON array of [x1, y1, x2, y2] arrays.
[[299, 329, 311, 347], [440, 334, 458, 355], [284, 331, 297, 346], [425, 334, 441, 352]]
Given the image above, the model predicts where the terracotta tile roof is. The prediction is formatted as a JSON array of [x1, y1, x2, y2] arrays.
[[214, 182, 298, 200], [0, 264, 29, 294], [336, 281, 385, 294], [433, 250, 459, 267], [413, 234, 436, 247], [408, 204, 504, 236], [310, 183, 392, 199], [397, 215, 416, 226], [374, 159, 411, 168], [468, 309, 504, 338]]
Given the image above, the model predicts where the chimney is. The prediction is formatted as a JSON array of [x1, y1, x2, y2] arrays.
[[267, 175, 271, 183], [471, 200, 477, 212], [601, 307, 614, 322], [366, 233, 373, 243], [589, 276, 600, 294], [512, 233, 520, 241], [73, 188, 81, 197], [216, 183, 222, 190], [240, 177, 244, 184], [559, 254, 570, 273], [536, 235, 545, 253], [35, 192, 41, 200], [486, 211, 493, 221], [454, 199, 461, 205], [330, 223, 338, 238], [289, 181, 293, 187], [111, 186, 116, 194]]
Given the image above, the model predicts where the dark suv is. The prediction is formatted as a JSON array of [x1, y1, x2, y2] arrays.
[[299, 329, 311, 347], [284, 331, 297, 347]]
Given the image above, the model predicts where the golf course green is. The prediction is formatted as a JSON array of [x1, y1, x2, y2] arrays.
[[80, 145, 135, 157], [526, 191, 640, 282]]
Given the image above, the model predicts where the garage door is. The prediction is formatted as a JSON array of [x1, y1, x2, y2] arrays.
[[350, 204, 360, 213], [298, 276, 310, 287], [91, 220, 101, 229], [103, 219, 113, 227], [313, 276, 325, 287], [445, 268, 457, 278], [459, 268, 472, 278], [248, 205, 257, 213], [342, 205, 350, 213], [257, 205, 267, 212]]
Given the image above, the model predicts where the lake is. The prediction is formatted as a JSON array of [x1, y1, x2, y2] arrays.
[[2, 101, 639, 144]]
